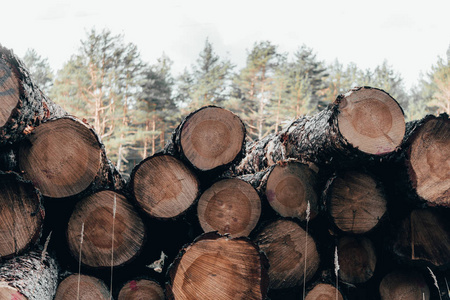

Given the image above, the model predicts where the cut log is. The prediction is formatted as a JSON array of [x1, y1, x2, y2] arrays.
[[118, 278, 164, 300], [197, 178, 261, 237], [129, 154, 200, 219], [234, 87, 405, 175], [54, 274, 109, 300], [67, 190, 146, 268], [404, 113, 449, 207], [18, 116, 123, 199], [379, 269, 430, 300], [166, 232, 269, 300], [0, 249, 59, 300], [337, 236, 377, 284], [0, 171, 44, 258], [305, 283, 344, 300], [0, 45, 66, 145], [254, 219, 320, 289], [326, 170, 387, 234], [392, 208, 450, 268], [165, 106, 246, 174]]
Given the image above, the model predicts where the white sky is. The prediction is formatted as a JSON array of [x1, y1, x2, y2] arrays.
[[1, 0, 449, 89]]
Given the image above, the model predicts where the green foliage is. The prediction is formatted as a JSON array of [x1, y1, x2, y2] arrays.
[[22, 48, 54, 94]]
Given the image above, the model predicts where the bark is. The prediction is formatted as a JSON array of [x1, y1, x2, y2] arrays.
[[0, 171, 44, 259], [234, 86, 405, 175], [254, 219, 320, 290], [197, 178, 261, 238], [66, 190, 146, 268], [0, 249, 59, 300], [17, 116, 124, 199], [379, 269, 430, 300], [118, 278, 164, 300], [324, 170, 387, 234], [165, 105, 246, 177], [166, 232, 269, 300], [0, 44, 66, 145], [54, 274, 109, 300], [129, 153, 200, 219]]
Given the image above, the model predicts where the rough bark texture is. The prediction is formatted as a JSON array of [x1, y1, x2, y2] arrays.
[[17, 116, 124, 199], [54, 274, 110, 300], [0, 171, 44, 259], [234, 86, 405, 175], [166, 232, 269, 300], [118, 278, 165, 300], [0, 44, 66, 145], [129, 153, 200, 219], [165, 105, 246, 178], [0, 249, 59, 300]]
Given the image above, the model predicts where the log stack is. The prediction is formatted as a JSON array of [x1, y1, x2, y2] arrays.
[[0, 44, 449, 300]]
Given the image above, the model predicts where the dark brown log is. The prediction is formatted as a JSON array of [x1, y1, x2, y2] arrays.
[[379, 269, 430, 300], [129, 154, 200, 219], [337, 236, 377, 284], [0, 249, 59, 300], [197, 178, 261, 237], [234, 87, 405, 175], [165, 106, 246, 174], [166, 232, 269, 300], [404, 113, 449, 207], [67, 190, 146, 268], [326, 170, 387, 234], [54, 274, 109, 300], [254, 219, 320, 289], [17, 116, 123, 199], [305, 283, 344, 300], [0, 45, 66, 145], [0, 171, 44, 259], [118, 278, 164, 300], [392, 208, 450, 268]]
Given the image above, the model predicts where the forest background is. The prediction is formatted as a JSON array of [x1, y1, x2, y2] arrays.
[[21, 28, 450, 175]]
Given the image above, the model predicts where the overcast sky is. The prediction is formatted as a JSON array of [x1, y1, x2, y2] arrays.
[[2, 0, 449, 89]]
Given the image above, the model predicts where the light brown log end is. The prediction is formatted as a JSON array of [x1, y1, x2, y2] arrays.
[[408, 116, 450, 206], [337, 87, 405, 155], [118, 279, 164, 300], [0, 57, 20, 128], [18, 117, 102, 198], [328, 171, 387, 234], [265, 161, 319, 221], [0, 172, 44, 258], [54, 274, 109, 300], [131, 154, 199, 219], [180, 106, 245, 171], [197, 178, 261, 237], [167, 233, 268, 300], [379, 269, 430, 300], [337, 236, 376, 284], [254, 219, 320, 289], [0, 283, 27, 300], [67, 191, 145, 268], [305, 283, 344, 300]]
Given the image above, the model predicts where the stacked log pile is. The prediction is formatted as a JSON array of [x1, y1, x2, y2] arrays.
[[1, 44, 449, 300]]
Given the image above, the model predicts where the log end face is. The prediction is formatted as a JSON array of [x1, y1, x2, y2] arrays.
[[337, 87, 405, 155], [338, 236, 376, 284], [118, 279, 165, 300], [0, 58, 20, 129], [379, 270, 430, 300], [305, 283, 344, 300], [54, 274, 109, 300], [0, 284, 27, 300]]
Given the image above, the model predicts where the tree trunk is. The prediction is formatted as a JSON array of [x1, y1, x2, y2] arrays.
[[0, 249, 59, 300], [166, 232, 269, 300], [17, 116, 123, 199], [165, 106, 246, 176], [403, 113, 449, 207], [234, 87, 405, 175], [337, 236, 377, 284], [118, 278, 164, 300], [54, 274, 109, 300], [379, 269, 430, 300], [129, 153, 200, 219], [0, 171, 44, 259], [66, 190, 146, 268], [254, 219, 320, 290], [325, 170, 387, 234], [0, 45, 66, 145], [197, 178, 261, 238]]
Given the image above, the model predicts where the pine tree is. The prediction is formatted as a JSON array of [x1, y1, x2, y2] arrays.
[[22, 48, 54, 94]]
